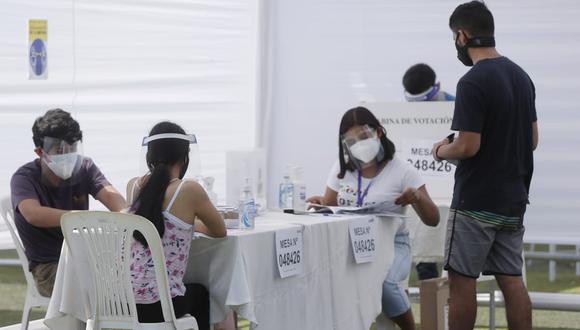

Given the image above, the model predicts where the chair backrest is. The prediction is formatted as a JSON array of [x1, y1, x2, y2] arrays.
[[60, 211, 177, 329], [0, 197, 41, 295]]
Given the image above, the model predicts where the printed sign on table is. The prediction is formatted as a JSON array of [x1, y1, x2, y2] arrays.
[[349, 216, 377, 264], [275, 227, 304, 278], [29, 19, 48, 80], [400, 139, 455, 178]]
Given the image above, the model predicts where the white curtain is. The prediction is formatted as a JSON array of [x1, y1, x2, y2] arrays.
[[265, 0, 580, 236], [0, 0, 260, 205]]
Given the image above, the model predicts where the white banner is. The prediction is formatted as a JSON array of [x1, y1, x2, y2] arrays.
[[275, 227, 304, 278], [349, 216, 377, 264]]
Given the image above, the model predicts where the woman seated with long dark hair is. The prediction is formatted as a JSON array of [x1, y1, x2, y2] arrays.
[[127, 121, 226, 329], [308, 107, 439, 330]]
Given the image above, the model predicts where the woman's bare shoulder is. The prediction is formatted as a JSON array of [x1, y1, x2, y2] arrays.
[[180, 180, 207, 198]]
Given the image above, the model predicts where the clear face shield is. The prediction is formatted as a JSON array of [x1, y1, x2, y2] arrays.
[[404, 82, 441, 102], [342, 125, 384, 170], [39, 137, 84, 186], [139, 133, 201, 179]]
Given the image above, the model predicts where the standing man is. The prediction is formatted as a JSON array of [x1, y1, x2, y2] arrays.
[[11, 108, 127, 297], [432, 2, 538, 329], [403, 63, 455, 281]]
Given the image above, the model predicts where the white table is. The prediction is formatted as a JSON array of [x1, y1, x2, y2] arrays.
[[44, 212, 402, 330], [407, 204, 450, 263]]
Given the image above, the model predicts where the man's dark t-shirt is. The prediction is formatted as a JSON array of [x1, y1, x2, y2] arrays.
[[11, 157, 110, 271], [451, 57, 537, 215]]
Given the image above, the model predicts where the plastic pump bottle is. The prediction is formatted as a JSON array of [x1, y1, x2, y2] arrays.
[[238, 178, 256, 229]]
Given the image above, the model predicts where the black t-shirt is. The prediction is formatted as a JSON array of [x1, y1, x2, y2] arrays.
[[450, 57, 537, 215], [10, 157, 110, 270]]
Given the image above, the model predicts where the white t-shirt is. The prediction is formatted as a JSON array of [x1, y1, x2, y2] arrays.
[[326, 158, 425, 232]]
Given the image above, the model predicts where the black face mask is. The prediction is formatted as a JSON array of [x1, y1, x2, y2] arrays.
[[455, 33, 496, 67], [179, 155, 189, 179]]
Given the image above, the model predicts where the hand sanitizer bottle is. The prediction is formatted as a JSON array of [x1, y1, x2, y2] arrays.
[[238, 178, 256, 229], [278, 171, 293, 211], [291, 167, 306, 212]]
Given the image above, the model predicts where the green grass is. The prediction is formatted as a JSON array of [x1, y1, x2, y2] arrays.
[[0, 249, 18, 260], [1, 246, 580, 328], [0, 258, 46, 327]]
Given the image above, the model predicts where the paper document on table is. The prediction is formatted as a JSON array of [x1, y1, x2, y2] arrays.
[[307, 201, 408, 218]]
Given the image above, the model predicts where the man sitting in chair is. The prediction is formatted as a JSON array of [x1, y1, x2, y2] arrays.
[[10, 108, 126, 297]]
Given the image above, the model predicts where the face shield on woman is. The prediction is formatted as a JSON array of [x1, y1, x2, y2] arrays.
[[342, 125, 384, 170], [140, 133, 201, 179], [40, 136, 84, 185]]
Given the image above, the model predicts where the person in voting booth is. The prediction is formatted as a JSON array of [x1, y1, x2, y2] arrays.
[[126, 121, 226, 329], [307, 106, 439, 330], [402, 63, 455, 281], [10, 108, 127, 298], [431, 2, 538, 329], [403, 63, 455, 102]]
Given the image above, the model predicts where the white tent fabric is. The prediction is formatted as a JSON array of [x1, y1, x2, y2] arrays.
[[0, 0, 260, 215], [1, 0, 579, 246], [265, 0, 580, 238]]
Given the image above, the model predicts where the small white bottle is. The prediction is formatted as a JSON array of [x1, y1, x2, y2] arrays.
[[291, 167, 306, 212], [278, 172, 293, 211], [238, 178, 256, 230]]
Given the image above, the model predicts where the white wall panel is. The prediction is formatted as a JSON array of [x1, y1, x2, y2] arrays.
[[266, 0, 580, 237], [0, 0, 260, 207]]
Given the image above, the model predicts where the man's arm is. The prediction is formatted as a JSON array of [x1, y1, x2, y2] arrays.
[[18, 199, 67, 228], [433, 131, 481, 161], [95, 185, 127, 212]]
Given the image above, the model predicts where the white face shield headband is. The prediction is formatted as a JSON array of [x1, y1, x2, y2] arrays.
[[140, 133, 201, 179], [404, 82, 441, 102]]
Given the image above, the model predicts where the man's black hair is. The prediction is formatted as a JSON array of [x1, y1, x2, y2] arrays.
[[32, 108, 83, 147], [403, 63, 436, 95], [449, 1, 494, 37]]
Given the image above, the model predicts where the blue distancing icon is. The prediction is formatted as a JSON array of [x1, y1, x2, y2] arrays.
[[29, 39, 47, 76]]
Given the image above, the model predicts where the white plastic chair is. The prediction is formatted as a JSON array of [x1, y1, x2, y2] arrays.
[[60, 210, 198, 330], [0, 197, 50, 330]]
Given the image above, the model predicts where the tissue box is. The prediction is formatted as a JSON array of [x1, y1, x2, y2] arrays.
[[218, 208, 239, 229]]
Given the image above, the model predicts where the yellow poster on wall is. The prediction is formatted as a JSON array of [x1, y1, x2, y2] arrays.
[[28, 19, 48, 80]]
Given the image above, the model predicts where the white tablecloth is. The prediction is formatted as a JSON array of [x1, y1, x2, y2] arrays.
[[44, 212, 401, 330], [408, 205, 450, 263]]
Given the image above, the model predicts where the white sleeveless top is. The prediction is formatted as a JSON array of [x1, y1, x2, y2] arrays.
[[129, 179, 194, 304]]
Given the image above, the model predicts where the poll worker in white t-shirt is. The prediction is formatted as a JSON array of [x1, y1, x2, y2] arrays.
[[308, 106, 439, 330]]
